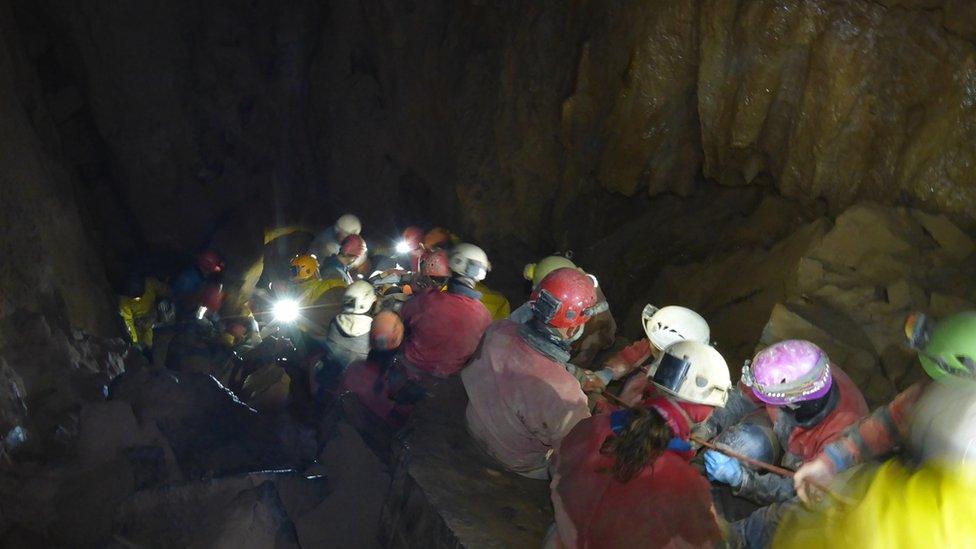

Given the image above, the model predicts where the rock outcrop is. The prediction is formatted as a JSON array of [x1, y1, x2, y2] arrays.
[[647, 202, 976, 406], [377, 378, 552, 548]]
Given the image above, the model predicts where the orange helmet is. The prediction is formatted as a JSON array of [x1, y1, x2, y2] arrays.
[[370, 310, 404, 351], [290, 254, 320, 282], [422, 227, 452, 250]]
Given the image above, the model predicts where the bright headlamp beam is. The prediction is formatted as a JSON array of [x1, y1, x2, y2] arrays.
[[272, 299, 300, 323], [395, 241, 412, 254]]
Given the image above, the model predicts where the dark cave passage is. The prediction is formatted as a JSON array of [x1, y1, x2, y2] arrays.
[[2, 1, 976, 547]]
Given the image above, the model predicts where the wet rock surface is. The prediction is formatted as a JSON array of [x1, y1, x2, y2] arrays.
[[115, 477, 301, 548], [109, 365, 317, 479], [377, 377, 552, 548]]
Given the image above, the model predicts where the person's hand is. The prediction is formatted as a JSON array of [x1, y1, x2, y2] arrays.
[[580, 372, 607, 393], [602, 358, 633, 379], [794, 456, 837, 506], [704, 450, 744, 487]]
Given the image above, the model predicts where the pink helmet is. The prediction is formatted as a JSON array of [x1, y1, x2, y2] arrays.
[[741, 340, 832, 406]]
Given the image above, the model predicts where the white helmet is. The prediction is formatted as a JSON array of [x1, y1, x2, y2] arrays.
[[910, 381, 976, 468], [449, 243, 490, 281], [343, 280, 377, 314], [334, 214, 362, 239], [642, 305, 710, 351], [648, 341, 731, 407]]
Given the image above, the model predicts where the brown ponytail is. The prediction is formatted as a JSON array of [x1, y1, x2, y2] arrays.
[[599, 407, 673, 482]]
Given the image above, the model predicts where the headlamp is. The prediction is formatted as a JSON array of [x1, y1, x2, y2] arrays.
[[273, 299, 300, 323], [904, 312, 932, 351], [395, 241, 412, 254]]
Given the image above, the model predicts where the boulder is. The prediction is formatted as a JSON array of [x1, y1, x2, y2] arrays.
[[808, 205, 929, 283], [114, 478, 300, 548], [110, 368, 316, 479], [647, 217, 829, 367], [379, 378, 552, 548], [759, 302, 881, 397], [912, 210, 976, 261]]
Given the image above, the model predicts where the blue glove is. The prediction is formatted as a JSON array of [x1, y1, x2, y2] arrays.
[[704, 450, 744, 487]]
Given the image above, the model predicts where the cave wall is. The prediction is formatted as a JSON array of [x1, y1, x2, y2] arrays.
[[0, 1, 115, 335], [0, 0, 125, 458], [699, 0, 976, 223], [12, 0, 976, 298], [7, 0, 976, 304]]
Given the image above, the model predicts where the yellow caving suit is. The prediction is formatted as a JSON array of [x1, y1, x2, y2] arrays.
[[475, 281, 511, 321], [293, 277, 348, 344], [773, 459, 976, 548], [118, 277, 170, 347]]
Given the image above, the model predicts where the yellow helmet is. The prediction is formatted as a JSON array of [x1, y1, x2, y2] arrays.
[[290, 254, 320, 282], [523, 255, 578, 288]]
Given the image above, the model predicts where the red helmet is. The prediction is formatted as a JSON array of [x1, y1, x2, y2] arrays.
[[197, 250, 224, 274], [339, 234, 368, 258], [370, 310, 404, 350], [200, 283, 225, 312], [401, 226, 425, 252], [418, 248, 450, 278], [530, 268, 607, 329]]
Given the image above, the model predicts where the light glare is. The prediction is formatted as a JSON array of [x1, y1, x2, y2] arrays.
[[273, 299, 300, 323]]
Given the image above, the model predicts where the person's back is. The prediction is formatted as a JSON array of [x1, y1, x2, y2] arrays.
[[474, 281, 511, 321], [400, 282, 492, 377], [323, 313, 371, 366], [551, 412, 722, 548], [461, 319, 589, 478], [320, 255, 352, 284]]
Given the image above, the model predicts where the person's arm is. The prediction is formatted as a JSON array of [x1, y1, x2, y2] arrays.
[[821, 382, 923, 472], [794, 382, 926, 503], [693, 382, 761, 441], [119, 303, 140, 344], [735, 468, 795, 505], [603, 338, 652, 378]]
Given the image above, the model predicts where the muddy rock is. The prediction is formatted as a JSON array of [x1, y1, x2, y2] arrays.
[[700, 1, 976, 227], [110, 368, 316, 479], [646, 216, 829, 366], [0, 310, 127, 458], [379, 378, 551, 548], [723, 201, 976, 403], [115, 478, 300, 549], [760, 303, 882, 398]]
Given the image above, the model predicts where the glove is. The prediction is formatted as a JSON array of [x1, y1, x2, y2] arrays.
[[580, 371, 609, 393], [704, 450, 744, 487], [794, 455, 837, 506]]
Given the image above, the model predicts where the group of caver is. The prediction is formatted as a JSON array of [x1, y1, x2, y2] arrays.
[[120, 212, 976, 548]]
